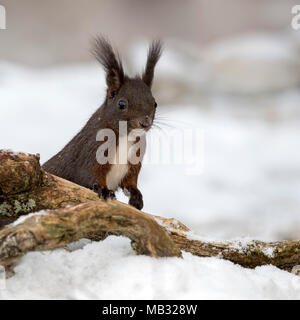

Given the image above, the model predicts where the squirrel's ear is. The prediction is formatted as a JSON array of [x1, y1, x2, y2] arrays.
[[142, 40, 163, 88], [92, 36, 124, 98]]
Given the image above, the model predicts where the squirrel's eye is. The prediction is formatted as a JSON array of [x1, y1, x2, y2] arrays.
[[118, 100, 127, 110], [154, 102, 157, 108]]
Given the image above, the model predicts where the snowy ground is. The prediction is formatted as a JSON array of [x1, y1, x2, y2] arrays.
[[1, 35, 300, 299], [2, 237, 300, 300]]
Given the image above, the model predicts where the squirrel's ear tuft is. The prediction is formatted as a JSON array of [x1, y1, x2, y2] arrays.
[[92, 36, 124, 98], [142, 40, 163, 88]]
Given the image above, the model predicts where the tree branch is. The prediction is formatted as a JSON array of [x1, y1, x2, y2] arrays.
[[0, 201, 182, 271], [1, 149, 300, 274], [154, 217, 300, 271]]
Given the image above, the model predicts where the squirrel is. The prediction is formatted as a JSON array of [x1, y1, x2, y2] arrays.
[[42, 36, 162, 210]]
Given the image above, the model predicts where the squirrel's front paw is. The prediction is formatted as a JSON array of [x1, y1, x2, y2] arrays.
[[129, 190, 143, 210], [103, 189, 116, 200], [93, 184, 116, 200]]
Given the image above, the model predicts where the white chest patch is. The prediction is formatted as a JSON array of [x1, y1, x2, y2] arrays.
[[106, 136, 134, 191]]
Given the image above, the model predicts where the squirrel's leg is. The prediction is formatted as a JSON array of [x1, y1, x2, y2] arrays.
[[93, 163, 116, 200], [93, 183, 116, 200], [127, 187, 143, 210], [121, 164, 143, 210]]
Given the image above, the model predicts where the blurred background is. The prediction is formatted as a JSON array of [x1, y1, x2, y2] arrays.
[[1, 0, 300, 241]]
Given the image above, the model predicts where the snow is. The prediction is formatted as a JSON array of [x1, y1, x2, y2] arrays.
[[201, 33, 300, 93], [1, 237, 300, 300], [202, 33, 297, 62], [1, 34, 300, 299], [11, 210, 47, 226], [260, 246, 276, 259]]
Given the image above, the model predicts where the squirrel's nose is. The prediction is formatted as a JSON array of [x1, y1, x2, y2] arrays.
[[140, 116, 151, 128]]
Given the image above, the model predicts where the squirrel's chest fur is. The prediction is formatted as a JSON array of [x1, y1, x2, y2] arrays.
[[105, 136, 134, 190]]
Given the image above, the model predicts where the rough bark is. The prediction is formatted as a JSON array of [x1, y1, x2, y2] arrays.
[[154, 217, 300, 272], [1, 149, 300, 274], [0, 201, 182, 271]]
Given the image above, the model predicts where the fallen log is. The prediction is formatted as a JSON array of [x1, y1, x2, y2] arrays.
[[0, 150, 99, 227], [0, 200, 182, 271], [1, 149, 300, 274], [1, 203, 300, 273], [155, 217, 300, 271]]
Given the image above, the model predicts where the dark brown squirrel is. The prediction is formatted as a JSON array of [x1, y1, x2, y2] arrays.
[[43, 36, 162, 210]]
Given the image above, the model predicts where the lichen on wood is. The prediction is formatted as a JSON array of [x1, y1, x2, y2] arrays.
[[0, 150, 99, 227]]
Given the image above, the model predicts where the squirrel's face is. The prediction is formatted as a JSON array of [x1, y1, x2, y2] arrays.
[[93, 37, 162, 133], [104, 78, 157, 132]]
